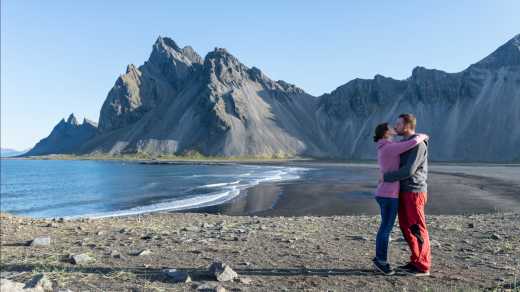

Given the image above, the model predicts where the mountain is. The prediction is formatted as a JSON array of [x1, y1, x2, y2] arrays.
[[316, 34, 520, 161], [0, 148, 28, 157], [24, 114, 98, 156], [82, 37, 324, 157], [28, 34, 520, 161]]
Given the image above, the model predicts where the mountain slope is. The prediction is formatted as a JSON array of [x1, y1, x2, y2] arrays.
[[24, 114, 98, 156], [28, 34, 520, 161], [82, 38, 324, 157], [0, 148, 28, 157], [317, 34, 520, 161]]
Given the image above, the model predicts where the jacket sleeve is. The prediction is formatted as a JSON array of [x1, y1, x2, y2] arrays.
[[381, 136, 423, 157], [383, 142, 426, 182]]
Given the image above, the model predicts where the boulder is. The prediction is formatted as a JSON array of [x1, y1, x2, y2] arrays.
[[30, 236, 51, 247], [208, 262, 238, 282], [70, 253, 95, 265]]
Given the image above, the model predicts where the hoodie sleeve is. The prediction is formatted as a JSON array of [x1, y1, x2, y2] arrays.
[[383, 142, 427, 182], [381, 136, 423, 157]]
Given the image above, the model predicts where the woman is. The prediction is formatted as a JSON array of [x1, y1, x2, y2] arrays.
[[372, 123, 429, 275]]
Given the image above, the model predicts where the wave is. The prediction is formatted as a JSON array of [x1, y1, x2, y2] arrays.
[[68, 165, 310, 219], [196, 180, 241, 188]]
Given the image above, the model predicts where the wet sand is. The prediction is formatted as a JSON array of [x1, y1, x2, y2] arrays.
[[189, 162, 520, 216]]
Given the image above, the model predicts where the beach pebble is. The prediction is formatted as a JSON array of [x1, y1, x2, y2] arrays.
[[132, 249, 152, 256], [237, 277, 253, 285], [109, 250, 123, 259], [24, 273, 54, 291], [182, 226, 200, 232], [71, 253, 95, 265], [196, 282, 225, 292], [30, 236, 51, 247], [162, 269, 192, 283], [490, 233, 502, 240], [208, 262, 238, 282]]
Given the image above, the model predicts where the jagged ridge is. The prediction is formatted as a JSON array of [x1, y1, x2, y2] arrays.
[[27, 34, 520, 161]]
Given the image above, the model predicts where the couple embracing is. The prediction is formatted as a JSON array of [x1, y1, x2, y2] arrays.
[[372, 113, 431, 276]]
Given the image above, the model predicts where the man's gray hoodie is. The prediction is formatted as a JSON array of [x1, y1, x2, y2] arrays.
[[383, 135, 428, 193]]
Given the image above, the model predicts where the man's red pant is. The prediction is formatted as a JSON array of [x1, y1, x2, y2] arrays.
[[398, 191, 431, 272]]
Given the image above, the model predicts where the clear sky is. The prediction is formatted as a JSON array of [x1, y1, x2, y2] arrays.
[[1, 1, 519, 150]]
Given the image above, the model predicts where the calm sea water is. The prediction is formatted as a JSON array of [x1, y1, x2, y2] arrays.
[[0, 159, 308, 218]]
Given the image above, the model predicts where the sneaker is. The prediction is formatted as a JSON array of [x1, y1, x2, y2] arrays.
[[402, 265, 430, 277], [372, 258, 395, 275], [397, 262, 415, 272]]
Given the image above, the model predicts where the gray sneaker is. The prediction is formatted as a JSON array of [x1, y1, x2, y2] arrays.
[[372, 258, 395, 275]]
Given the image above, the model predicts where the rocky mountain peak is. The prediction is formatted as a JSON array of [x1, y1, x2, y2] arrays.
[[83, 118, 98, 127], [149, 36, 202, 66], [154, 36, 181, 52], [126, 64, 139, 74], [181, 46, 203, 64], [472, 34, 520, 69], [66, 113, 79, 125], [204, 48, 250, 84]]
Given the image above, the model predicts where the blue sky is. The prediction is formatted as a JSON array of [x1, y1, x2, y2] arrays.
[[1, 1, 519, 150]]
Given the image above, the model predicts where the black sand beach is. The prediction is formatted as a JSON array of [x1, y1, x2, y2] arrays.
[[189, 162, 520, 216]]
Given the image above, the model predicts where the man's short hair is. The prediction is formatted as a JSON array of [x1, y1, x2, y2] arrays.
[[399, 113, 416, 130]]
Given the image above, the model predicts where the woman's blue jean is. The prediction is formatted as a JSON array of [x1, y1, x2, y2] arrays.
[[375, 196, 399, 263]]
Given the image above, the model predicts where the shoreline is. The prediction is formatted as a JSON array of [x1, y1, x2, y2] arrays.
[[4, 154, 520, 166], [1, 211, 518, 291], [3, 160, 520, 219]]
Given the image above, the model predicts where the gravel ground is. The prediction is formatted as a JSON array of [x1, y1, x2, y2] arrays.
[[1, 211, 519, 291]]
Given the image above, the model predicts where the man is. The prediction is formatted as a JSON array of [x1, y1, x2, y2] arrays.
[[383, 113, 431, 276]]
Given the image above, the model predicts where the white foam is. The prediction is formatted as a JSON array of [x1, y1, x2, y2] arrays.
[[197, 180, 240, 188], [71, 165, 309, 219]]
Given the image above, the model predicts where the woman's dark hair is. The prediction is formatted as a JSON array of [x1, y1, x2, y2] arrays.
[[373, 123, 390, 142]]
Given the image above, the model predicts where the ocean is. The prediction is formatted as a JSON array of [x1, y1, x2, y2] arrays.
[[0, 159, 308, 218]]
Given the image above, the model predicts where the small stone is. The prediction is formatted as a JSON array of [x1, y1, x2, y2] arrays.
[[208, 262, 238, 282], [30, 236, 51, 247], [109, 250, 123, 259], [202, 223, 214, 228], [490, 233, 502, 240], [163, 269, 192, 283], [24, 273, 54, 291], [238, 277, 253, 285], [196, 282, 219, 291], [96, 231, 105, 236], [71, 253, 94, 265], [132, 249, 152, 256], [182, 226, 200, 232], [467, 223, 474, 228]]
